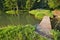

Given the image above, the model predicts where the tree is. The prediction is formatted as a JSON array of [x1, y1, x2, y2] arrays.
[[25, 0, 36, 10], [4, 0, 18, 14], [48, 0, 60, 9], [0, 0, 4, 10]]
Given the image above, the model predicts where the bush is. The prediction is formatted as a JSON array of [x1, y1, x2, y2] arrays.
[[0, 25, 48, 40], [29, 9, 53, 20], [48, 0, 60, 9], [5, 10, 18, 15], [0, 25, 60, 40]]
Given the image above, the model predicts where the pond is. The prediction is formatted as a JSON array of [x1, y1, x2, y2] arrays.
[[0, 11, 40, 27]]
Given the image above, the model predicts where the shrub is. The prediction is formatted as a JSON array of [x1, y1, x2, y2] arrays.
[[5, 10, 18, 15], [29, 9, 53, 20], [48, 0, 60, 9], [0, 25, 60, 40], [0, 25, 48, 40]]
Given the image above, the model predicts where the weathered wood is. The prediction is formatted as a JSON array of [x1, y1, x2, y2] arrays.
[[36, 16, 52, 40], [39, 16, 51, 34]]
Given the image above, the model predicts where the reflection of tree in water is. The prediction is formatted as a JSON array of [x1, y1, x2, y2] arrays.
[[0, 12, 40, 26]]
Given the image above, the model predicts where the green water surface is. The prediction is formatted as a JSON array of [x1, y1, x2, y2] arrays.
[[0, 11, 40, 27]]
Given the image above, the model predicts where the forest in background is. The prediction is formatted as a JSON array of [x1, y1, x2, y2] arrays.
[[0, 0, 60, 14]]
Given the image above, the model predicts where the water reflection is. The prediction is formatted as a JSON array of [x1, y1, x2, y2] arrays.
[[0, 12, 40, 27]]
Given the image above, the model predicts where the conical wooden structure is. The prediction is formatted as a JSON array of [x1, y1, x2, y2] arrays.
[[36, 16, 52, 39], [39, 16, 51, 34]]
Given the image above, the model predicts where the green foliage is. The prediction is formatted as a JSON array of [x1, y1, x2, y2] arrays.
[[51, 30, 60, 40], [0, 25, 60, 40], [6, 10, 18, 14], [0, 25, 48, 40], [25, 0, 36, 10], [0, 0, 60, 11], [20, 0, 36, 10], [4, 0, 17, 10], [48, 0, 60, 9], [3, 0, 19, 15], [37, 0, 41, 2], [29, 9, 53, 19]]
